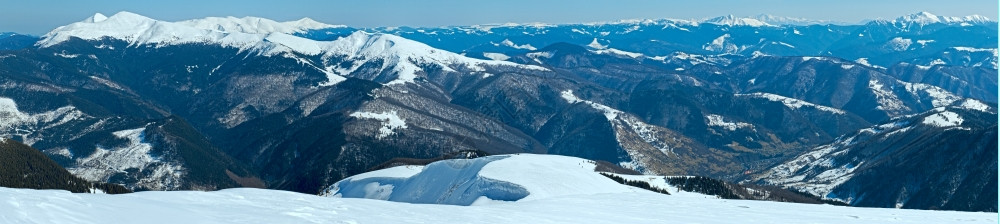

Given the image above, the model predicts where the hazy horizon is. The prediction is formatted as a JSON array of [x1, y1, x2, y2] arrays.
[[1, 0, 996, 35]]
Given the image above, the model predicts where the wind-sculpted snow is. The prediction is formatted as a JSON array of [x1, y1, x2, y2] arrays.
[[325, 155, 530, 205], [325, 154, 651, 204]]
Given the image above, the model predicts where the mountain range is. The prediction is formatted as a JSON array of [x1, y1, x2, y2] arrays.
[[0, 11, 995, 212]]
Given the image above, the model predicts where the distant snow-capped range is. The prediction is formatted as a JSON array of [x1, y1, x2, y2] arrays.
[[33, 11, 995, 43], [416, 11, 994, 28], [39, 11, 545, 86]]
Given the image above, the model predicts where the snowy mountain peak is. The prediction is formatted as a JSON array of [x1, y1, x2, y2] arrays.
[[893, 11, 994, 25], [178, 16, 343, 34], [750, 14, 846, 26], [897, 11, 941, 24], [83, 13, 108, 23], [704, 15, 773, 27], [38, 11, 347, 48], [104, 11, 156, 23]]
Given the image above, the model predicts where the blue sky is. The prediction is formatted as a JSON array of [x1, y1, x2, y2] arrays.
[[1, 0, 996, 35]]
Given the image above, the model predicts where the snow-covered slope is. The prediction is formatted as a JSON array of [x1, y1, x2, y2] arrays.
[[559, 90, 694, 173], [1, 186, 995, 224], [177, 16, 343, 34], [735, 93, 846, 115], [0, 97, 89, 145], [755, 100, 997, 211]]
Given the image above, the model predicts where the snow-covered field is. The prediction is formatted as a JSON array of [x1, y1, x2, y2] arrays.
[[1, 185, 994, 223], [1, 154, 995, 223]]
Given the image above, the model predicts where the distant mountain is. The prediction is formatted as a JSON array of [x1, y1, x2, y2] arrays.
[[888, 11, 994, 28], [0, 32, 37, 50], [309, 12, 994, 75], [702, 15, 773, 27], [755, 99, 997, 212], [749, 14, 850, 26]]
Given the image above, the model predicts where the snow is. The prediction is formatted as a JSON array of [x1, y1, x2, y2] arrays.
[[499, 39, 536, 50], [958, 99, 993, 113], [337, 165, 424, 182], [886, 37, 912, 51], [736, 93, 846, 114], [586, 38, 606, 49], [526, 51, 554, 64], [68, 126, 185, 190], [178, 16, 343, 34], [854, 58, 885, 69], [921, 110, 963, 127], [38, 12, 547, 86], [326, 155, 529, 204], [1, 185, 995, 224], [325, 154, 638, 205], [3, 151, 997, 223], [54, 52, 79, 58], [952, 47, 999, 55], [775, 41, 795, 48], [703, 15, 774, 27], [592, 48, 643, 58], [525, 51, 553, 59], [898, 81, 961, 108], [895, 12, 995, 25], [761, 141, 861, 198], [705, 114, 754, 131], [482, 52, 509, 61], [561, 90, 676, 165], [38, 12, 267, 49], [703, 34, 730, 52], [317, 32, 545, 85], [43, 148, 74, 158], [561, 90, 619, 120], [83, 13, 108, 23], [0, 97, 89, 145], [868, 79, 909, 112], [481, 155, 642, 201], [650, 51, 734, 66], [896, 12, 942, 25], [751, 14, 845, 26], [349, 111, 408, 139], [951, 47, 1000, 67]]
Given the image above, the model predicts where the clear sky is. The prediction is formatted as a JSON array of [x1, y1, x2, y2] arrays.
[[1, 0, 996, 35]]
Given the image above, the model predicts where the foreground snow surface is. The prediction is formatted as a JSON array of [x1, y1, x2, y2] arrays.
[[5, 154, 996, 223], [1, 186, 995, 224]]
